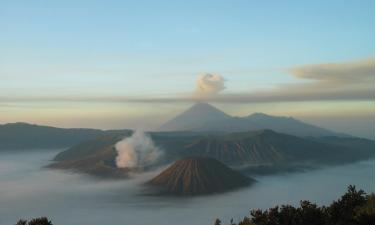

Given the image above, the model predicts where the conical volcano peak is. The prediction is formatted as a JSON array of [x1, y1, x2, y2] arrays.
[[190, 102, 219, 109], [148, 157, 253, 195], [159, 103, 230, 131], [159, 103, 343, 137], [184, 102, 229, 117]]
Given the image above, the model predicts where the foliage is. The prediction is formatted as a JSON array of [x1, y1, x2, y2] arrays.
[[15, 217, 52, 225], [355, 194, 375, 225], [215, 185, 375, 225], [14, 220, 27, 225]]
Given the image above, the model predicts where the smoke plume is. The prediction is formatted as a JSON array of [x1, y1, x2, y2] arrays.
[[115, 130, 163, 168], [196, 73, 226, 95]]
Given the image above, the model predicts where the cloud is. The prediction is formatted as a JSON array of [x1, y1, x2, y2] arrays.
[[289, 58, 375, 83], [1, 58, 374, 104], [215, 58, 375, 103], [195, 73, 225, 95], [198, 57, 375, 103]]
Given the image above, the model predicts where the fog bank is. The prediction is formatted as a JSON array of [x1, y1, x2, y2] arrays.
[[1, 150, 375, 225]]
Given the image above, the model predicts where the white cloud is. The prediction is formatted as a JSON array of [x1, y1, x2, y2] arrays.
[[195, 73, 225, 95]]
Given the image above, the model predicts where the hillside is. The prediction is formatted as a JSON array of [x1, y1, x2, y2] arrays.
[[148, 157, 253, 195], [50, 130, 375, 178], [0, 123, 105, 150], [177, 130, 366, 165]]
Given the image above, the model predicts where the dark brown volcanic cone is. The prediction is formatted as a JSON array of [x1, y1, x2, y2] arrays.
[[149, 157, 254, 196]]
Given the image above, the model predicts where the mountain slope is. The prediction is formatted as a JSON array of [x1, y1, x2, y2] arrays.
[[50, 130, 375, 178], [159, 103, 344, 137], [176, 130, 366, 166], [0, 123, 105, 150], [53, 131, 130, 161], [243, 113, 343, 137], [159, 102, 231, 131], [148, 157, 253, 195]]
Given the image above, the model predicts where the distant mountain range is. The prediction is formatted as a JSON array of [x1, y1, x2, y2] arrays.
[[50, 129, 375, 178], [0, 123, 105, 150], [160, 103, 346, 137], [172, 130, 365, 166], [0, 103, 353, 151], [3, 104, 375, 188]]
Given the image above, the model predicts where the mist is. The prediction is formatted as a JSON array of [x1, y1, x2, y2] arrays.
[[1, 150, 375, 225]]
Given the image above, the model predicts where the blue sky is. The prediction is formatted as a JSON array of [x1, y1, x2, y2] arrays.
[[1, 0, 375, 138]]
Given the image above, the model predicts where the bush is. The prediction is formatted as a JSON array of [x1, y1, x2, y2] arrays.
[[15, 217, 52, 225], [215, 185, 375, 225], [355, 194, 375, 225]]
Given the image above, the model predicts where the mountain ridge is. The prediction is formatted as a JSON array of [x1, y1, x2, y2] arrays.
[[0, 122, 106, 150], [49, 129, 375, 178], [159, 103, 346, 137]]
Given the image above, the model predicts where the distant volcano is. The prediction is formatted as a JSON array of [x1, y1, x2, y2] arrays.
[[159, 102, 231, 132], [148, 157, 254, 196], [159, 102, 345, 137]]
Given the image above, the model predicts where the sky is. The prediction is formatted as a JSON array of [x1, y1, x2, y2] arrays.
[[1, 0, 375, 138]]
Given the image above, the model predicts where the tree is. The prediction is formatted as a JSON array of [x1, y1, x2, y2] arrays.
[[355, 193, 375, 225], [27, 217, 53, 225], [14, 217, 53, 225], [14, 220, 27, 225], [237, 217, 252, 225], [213, 185, 374, 225], [250, 209, 269, 225], [298, 200, 327, 225], [328, 185, 366, 225]]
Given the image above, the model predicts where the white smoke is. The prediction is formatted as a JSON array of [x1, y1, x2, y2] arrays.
[[196, 73, 226, 95], [115, 130, 163, 168]]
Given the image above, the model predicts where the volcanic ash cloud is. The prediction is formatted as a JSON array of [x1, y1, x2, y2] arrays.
[[196, 73, 226, 96], [115, 130, 163, 168]]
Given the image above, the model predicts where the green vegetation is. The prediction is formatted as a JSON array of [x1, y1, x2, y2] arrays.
[[215, 185, 375, 225]]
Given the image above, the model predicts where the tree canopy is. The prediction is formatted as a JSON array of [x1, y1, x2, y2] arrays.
[[215, 185, 375, 225]]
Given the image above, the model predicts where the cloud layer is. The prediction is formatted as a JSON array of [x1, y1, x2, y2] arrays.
[[1, 58, 374, 104], [289, 58, 375, 83]]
